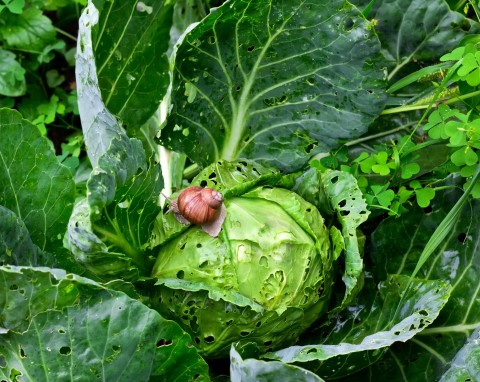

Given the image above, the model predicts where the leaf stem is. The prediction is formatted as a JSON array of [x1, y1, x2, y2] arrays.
[[381, 89, 480, 115], [55, 27, 78, 42], [345, 122, 416, 147]]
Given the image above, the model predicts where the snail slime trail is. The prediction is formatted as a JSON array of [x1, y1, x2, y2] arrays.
[[165, 186, 227, 237]]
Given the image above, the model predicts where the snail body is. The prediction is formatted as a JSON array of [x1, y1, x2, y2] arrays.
[[165, 186, 227, 237]]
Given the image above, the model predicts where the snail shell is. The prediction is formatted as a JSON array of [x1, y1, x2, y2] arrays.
[[177, 186, 223, 224], [166, 186, 227, 237]]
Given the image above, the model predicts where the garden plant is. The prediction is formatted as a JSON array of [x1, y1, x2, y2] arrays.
[[1, 0, 480, 381]]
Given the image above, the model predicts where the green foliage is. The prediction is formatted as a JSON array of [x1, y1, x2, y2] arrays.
[[160, 0, 387, 172], [2, 0, 480, 381]]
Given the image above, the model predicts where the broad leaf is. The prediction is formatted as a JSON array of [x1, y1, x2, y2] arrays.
[[355, 0, 480, 79], [439, 326, 480, 382], [0, 205, 54, 267], [263, 274, 451, 380], [76, 0, 144, 169], [355, 187, 480, 381], [0, 266, 210, 381], [230, 346, 324, 382], [66, 164, 162, 281], [72, 1, 164, 281], [92, 0, 173, 130], [161, 0, 386, 172], [0, 108, 75, 255]]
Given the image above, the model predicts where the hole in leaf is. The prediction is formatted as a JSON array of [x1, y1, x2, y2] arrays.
[[194, 337, 201, 344], [200, 180, 208, 187], [256, 321, 262, 328], [59, 346, 71, 356], [196, 243, 202, 248], [226, 319, 233, 326], [204, 336, 215, 344], [240, 331, 250, 337], [306, 348, 317, 354], [207, 36, 216, 44], [9, 284, 18, 291], [263, 340, 272, 346], [208, 172, 217, 180], [179, 243, 186, 250], [156, 339, 173, 347], [306, 143, 316, 153], [58, 328, 66, 334], [49, 274, 59, 285], [247, 45, 254, 52], [199, 261, 209, 268], [176, 270, 184, 279], [458, 233, 467, 243], [19, 347, 26, 358]]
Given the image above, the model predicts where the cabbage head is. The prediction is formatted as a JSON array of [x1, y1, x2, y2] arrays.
[[150, 160, 368, 358]]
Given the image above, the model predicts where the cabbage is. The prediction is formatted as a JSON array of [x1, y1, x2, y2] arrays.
[[151, 160, 368, 358]]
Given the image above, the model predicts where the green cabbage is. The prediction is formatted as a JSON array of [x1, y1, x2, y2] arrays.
[[150, 160, 368, 358]]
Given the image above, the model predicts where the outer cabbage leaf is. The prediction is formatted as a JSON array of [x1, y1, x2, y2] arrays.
[[69, 2, 164, 281], [0, 108, 75, 261], [263, 274, 451, 380], [0, 266, 209, 381], [0, 205, 54, 267], [295, 168, 369, 313], [230, 346, 325, 382], [439, 327, 480, 382], [351, 0, 480, 78], [92, 0, 173, 130], [160, 0, 386, 171], [352, 187, 480, 381]]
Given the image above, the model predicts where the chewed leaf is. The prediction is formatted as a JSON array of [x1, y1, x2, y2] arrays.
[[0, 266, 209, 381], [161, 0, 386, 171], [230, 346, 324, 382], [92, 1, 173, 130], [263, 275, 451, 379], [0, 109, 74, 257], [439, 327, 480, 382], [320, 170, 370, 312]]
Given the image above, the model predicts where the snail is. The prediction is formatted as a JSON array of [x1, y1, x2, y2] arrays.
[[163, 186, 227, 237]]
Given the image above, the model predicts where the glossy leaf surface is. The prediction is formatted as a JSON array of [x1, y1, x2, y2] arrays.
[[161, 0, 386, 171]]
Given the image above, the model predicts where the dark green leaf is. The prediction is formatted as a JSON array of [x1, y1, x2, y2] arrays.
[[0, 48, 26, 97], [161, 0, 386, 171], [439, 326, 480, 382], [264, 274, 450, 380], [73, 1, 164, 280], [66, 164, 162, 281], [231, 346, 324, 382], [93, 0, 173, 129], [0, 266, 210, 381], [76, 0, 145, 169], [0, 205, 53, 267], [0, 108, 75, 254], [361, 186, 480, 381], [368, 0, 480, 79]]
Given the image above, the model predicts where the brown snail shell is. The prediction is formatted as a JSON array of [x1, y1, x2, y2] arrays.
[[166, 186, 227, 237]]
